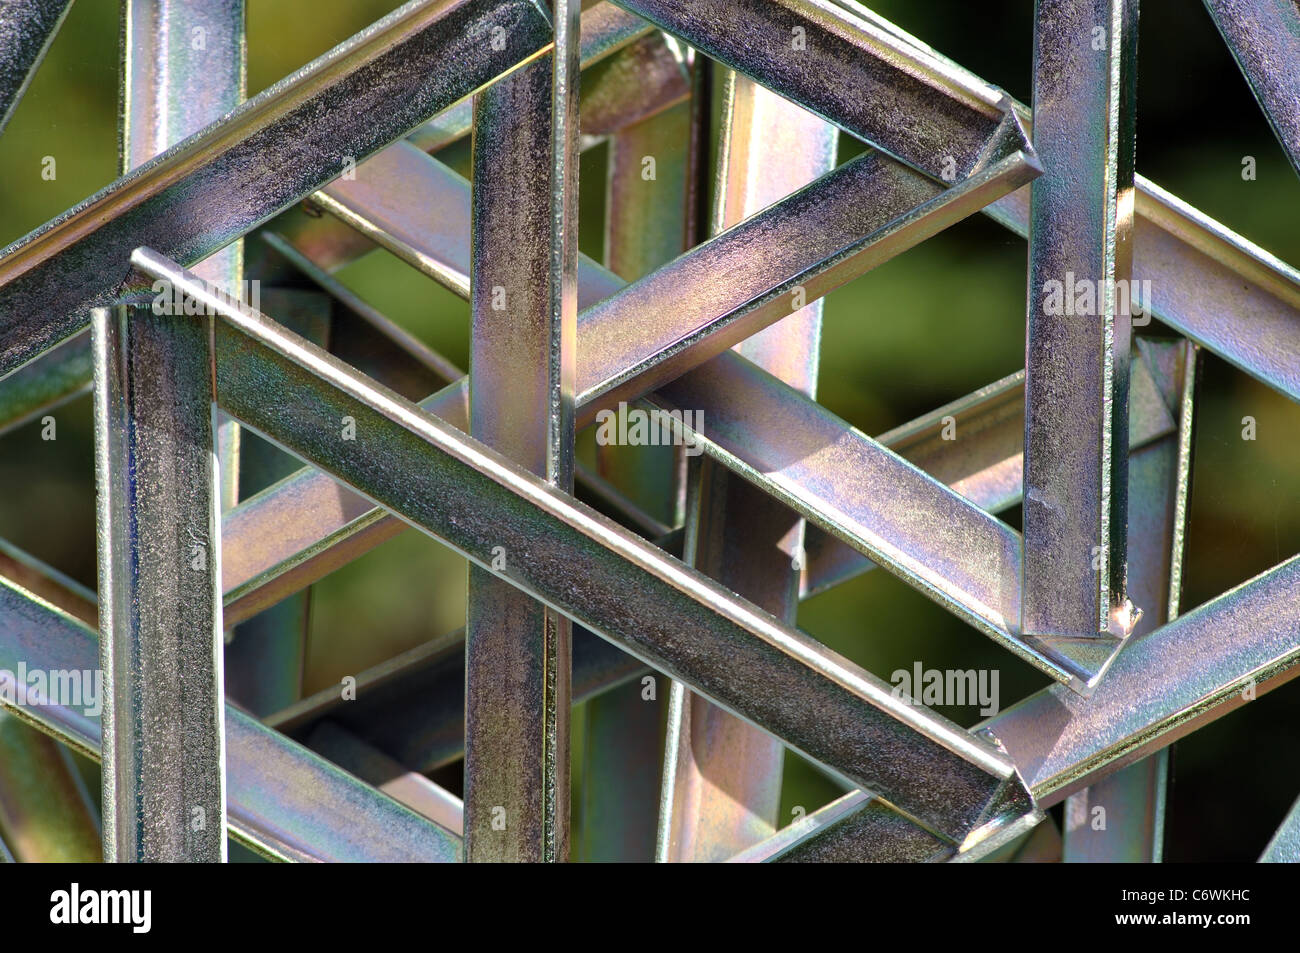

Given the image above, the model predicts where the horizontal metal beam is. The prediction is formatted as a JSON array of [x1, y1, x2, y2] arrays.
[[141, 248, 1035, 848], [0, 0, 553, 380], [0, 573, 462, 862]]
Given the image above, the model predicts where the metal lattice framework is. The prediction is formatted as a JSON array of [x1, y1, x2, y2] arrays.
[[0, 0, 1298, 863]]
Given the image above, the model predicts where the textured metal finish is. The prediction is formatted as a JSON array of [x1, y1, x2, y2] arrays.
[[2, 0, 1298, 866], [92, 303, 225, 862], [251, 349, 1187, 781], [407, 0, 655, 153], [1202, 0, 1300, 178], [463, 0, 579, 860], [0, 571, 462, 862], [614, 0, 1027, 181], [991, 141, 1300, 405], [0, 0, 552, 379], [0, 0, 73, 135], [577, 146, 1040, 418], [1023, 0, 1139, 646], [139, 247, 1037, 848], [989, 554, 1300, 805], [658, 73, 836, 863]]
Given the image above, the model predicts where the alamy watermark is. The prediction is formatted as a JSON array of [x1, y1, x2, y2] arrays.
[[50, 884, 151, 933], [594, 401, 704, 457], [151, 276, 260, 316], [0, 663, 102, 717], [891, 662, 999, 716], [1041, 271, 1151, 323]]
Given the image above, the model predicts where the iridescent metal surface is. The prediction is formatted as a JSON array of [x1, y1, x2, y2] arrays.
[[0, 0, 1296, 864]]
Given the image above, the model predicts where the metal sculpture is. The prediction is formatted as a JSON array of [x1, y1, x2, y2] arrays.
[[0, 0, 1297, 863]]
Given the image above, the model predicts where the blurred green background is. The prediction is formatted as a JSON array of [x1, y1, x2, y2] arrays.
[[0, 0, 1296, 861]]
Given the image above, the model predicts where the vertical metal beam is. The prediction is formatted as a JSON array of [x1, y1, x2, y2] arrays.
[[96, 1, 239, 863], [121, 0, 298, 720], [1023, 0, 1140, 648], [104, 12, 241, 849], [92, 301, 224, 862], [574, 75, 697, 863], [121, 0, 245, 504], [464, 0, 579, 862], [659, 72, 837, 862], [1062, 339, 1196, 862]]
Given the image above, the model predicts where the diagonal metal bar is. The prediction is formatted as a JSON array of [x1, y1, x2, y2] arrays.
[[0, 572, 463, 862], [0, 327, 90, 440], [1260, 793, 1300, 862], [213, 296, 1177, 638], [991, 133, 1300, 405], [651, 354, 1058, 684], [578, 26, 689, 137], [252, 347, 1188, 779], [576, 146, 1040, 419], [0, 0, 553, 380], [987, 553, 1300, 806], [1022, 0, 1140, 647], [728, 791, 951, 863], [92, 302, 225, 862], [612, 0, 1029, 182], [1202, 0, 1300, 178], [0, 537, 97, 628], [832, 9, 1300, 402], [0, 0, 74, 136], [142, 249, 1037, 847], [728, 782, 1044, 864], [727, 340, 1216, 861], [304, 721, 464, 834], [222, 213, 1176, 694]]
